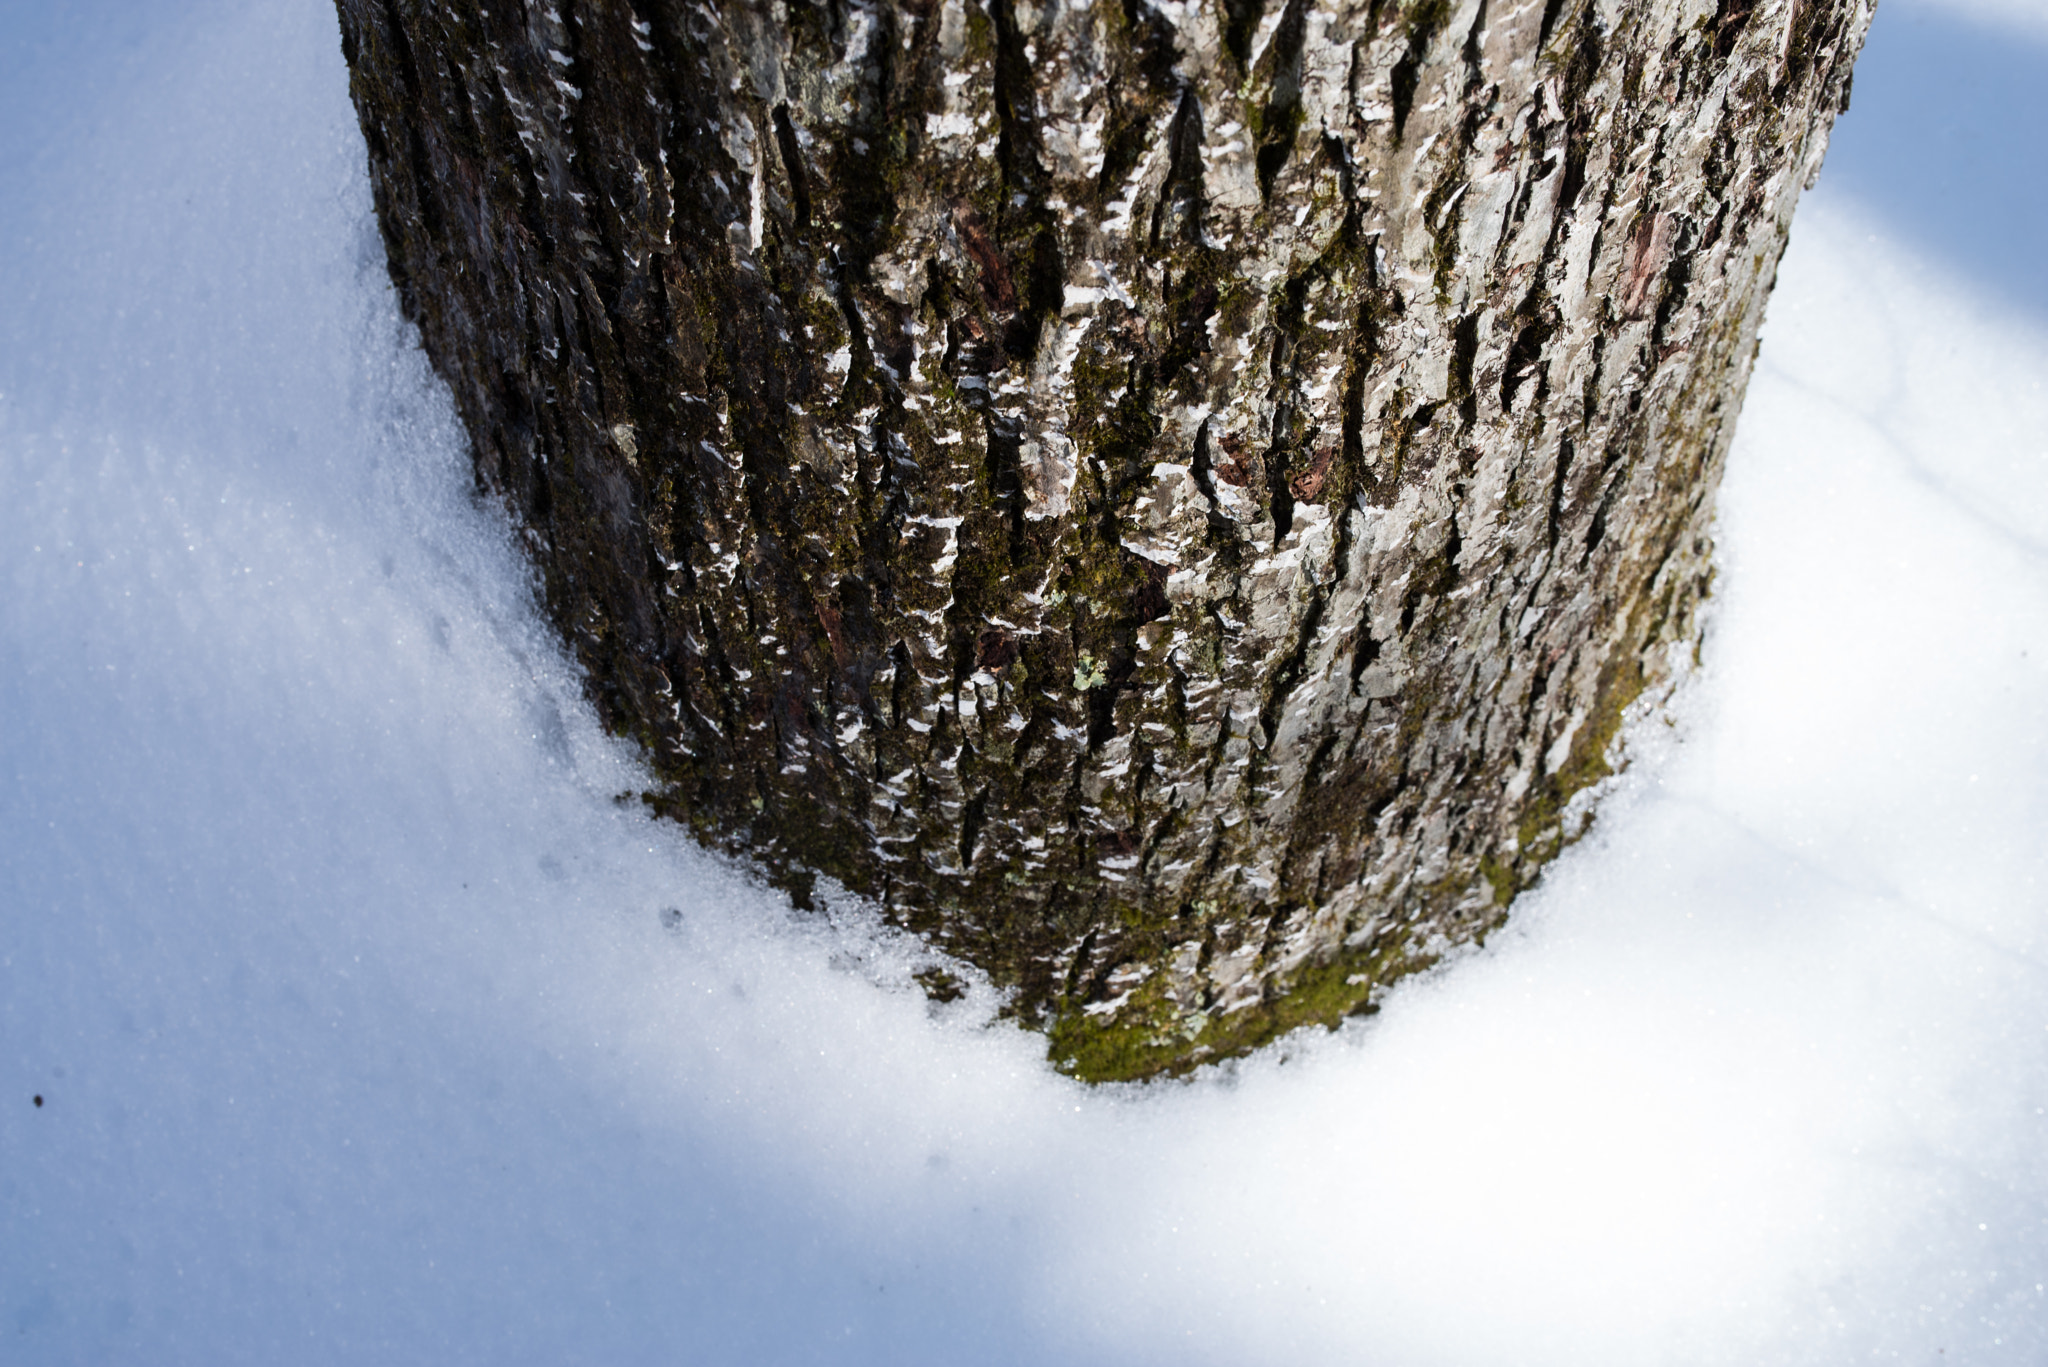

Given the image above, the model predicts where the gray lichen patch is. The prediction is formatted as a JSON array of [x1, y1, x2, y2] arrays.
[[338, 0, 1873, 1081]]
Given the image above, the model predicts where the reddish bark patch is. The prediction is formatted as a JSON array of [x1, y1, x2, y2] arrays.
[[1289, 444, 1338, 502], [817, 602, 850, 669], [1621, 211, 1678, 320], [1215, 432, 1257, 487], [952, 204, 1016, 311], [976, 627, 1018, 671]]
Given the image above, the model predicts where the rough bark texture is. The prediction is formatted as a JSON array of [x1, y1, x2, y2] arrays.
[[337, 0, 1870, 1079]]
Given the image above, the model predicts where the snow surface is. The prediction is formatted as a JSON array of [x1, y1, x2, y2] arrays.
[[3, 1, 2045, 1361]]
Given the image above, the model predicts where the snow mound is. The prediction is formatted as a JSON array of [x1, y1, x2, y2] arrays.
[[2, 1, 2044, 1362]]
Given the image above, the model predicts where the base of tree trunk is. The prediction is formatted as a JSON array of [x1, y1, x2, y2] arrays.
[[338, 0, 1871, 1079]]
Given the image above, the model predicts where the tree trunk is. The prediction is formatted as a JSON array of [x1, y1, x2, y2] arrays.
[[336, 0, 1870, 1079]]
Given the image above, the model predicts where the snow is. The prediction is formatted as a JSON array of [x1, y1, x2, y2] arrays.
[[3, 0, 2045, 1362]]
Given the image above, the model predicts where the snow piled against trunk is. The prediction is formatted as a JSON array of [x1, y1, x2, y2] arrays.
[[2, 1, 2044, 1362]]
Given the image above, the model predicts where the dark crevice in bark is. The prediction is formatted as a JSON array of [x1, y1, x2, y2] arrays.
[[1219, 0, 1267, 70], [772, 104, 812, 229], [1552, 15, 1604, 220], [960, 789, 988, 868], [1254, 0, 1309, 201], [1713, 0, 1756, 61], [1400, 514, 1461, 637], [1391, 0, 1452, 143], [1349, 610, 1384, 690], [1451, 311, 1482, 429], [1502, 291, 1558, 415], [1547, 436, 1575, 549], [1150, 88, 1207, 252], [1538, 0, 1573, 46]]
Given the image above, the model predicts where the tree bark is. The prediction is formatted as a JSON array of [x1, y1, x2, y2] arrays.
[[337, 0, 1871, 1078]]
